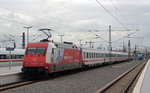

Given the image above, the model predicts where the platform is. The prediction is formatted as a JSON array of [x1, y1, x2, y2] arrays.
[[0, 66, 22, 76], [133, 60, 150, 93]]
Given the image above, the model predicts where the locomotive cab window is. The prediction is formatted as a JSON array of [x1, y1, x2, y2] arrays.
[[26, 47, 36, 54], [36, 47, 46, 55], [26, 47, 46, 55]]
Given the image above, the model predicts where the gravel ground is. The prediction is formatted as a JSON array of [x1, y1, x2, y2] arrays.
[[2, 60, 142, 93]]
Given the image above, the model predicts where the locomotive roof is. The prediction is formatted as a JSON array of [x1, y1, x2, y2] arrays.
[[28, 41, 78, 49], [54, 42, 78, 49]]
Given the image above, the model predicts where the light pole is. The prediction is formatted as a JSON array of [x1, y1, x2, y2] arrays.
[[58, 35, 65, 43], [23, 26, 32, 44]]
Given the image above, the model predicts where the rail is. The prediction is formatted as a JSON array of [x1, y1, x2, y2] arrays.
[[95, 60, 146, 93]]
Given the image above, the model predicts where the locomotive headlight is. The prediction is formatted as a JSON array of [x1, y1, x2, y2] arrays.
[[45, 66, 49, 69], [24, 62, 29, 65]]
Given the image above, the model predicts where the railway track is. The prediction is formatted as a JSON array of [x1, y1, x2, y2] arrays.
[[0, 77, 45, 92], [0, 60, 144, 92], [0, 70, 81, 92], [95, 60, 146, 93]]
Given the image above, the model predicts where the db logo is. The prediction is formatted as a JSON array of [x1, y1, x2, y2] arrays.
[[33, 58, 37, 61]]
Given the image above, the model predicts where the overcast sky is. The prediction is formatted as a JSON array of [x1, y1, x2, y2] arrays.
[[0, 0, 149, 50]]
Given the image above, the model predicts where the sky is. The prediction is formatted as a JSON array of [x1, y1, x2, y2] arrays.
[[0, 0, 149, 51]]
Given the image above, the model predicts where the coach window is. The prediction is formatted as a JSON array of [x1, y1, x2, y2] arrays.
[[89, 53, 91, 58], [6, 55, 9, 59], [83, 53, 84, 58], [98, 53, 100, 58], [3, 55, 7, 59], [0, 55, 2, 59], [0, 55, 4, 59], [87, 53, 88, 58], [11, 55, 15, 59], [93, 53, 95, 58], [106, 54, 109, 57], [90, 53, 91, 58], [20, 55, 24, 59], [17, 55, 20, 59], [83, 53, 85, 58], [93, 53, 94, 58]]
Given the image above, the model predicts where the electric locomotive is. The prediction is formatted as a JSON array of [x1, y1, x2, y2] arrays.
[[22, 40, 82, 74], [137, 53, 143, 60]]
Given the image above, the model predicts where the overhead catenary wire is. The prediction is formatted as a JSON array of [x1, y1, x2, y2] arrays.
[[0, 6, 88, 41], [0, 6, 74, 32], [109, 0, 129, 22], [89, 30, 109, 43], [113, 30, 139, 43], [108, 0, 138, 30], [96, 0, 129, 30], [0, 7, 63, 38]]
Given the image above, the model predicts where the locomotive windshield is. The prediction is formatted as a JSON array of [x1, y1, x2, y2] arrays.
[[26, 47, 46, 55]]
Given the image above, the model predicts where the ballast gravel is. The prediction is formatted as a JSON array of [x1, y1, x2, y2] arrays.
[[2, 60, 142, 93]]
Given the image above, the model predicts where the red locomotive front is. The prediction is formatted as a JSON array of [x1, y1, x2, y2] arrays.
[[22, 42, 49, 74]]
